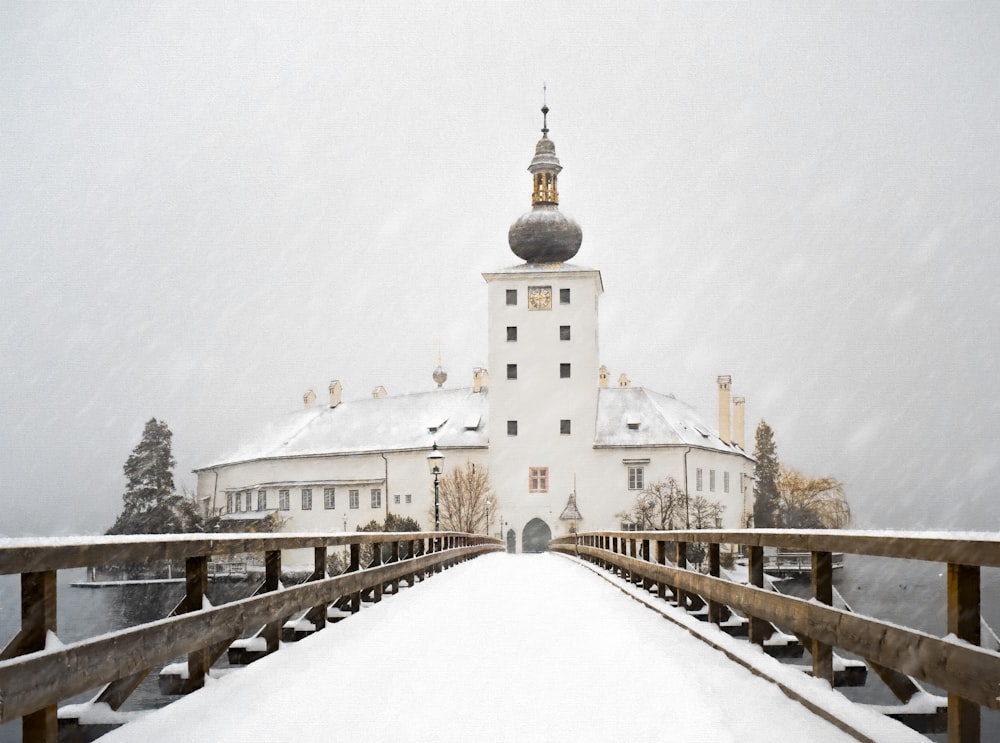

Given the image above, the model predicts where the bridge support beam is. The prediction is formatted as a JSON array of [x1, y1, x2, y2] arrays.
[[707, 544, 722, 625], [947, 563, 980, 743]]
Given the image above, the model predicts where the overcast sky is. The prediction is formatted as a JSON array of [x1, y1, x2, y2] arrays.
[[2, 2, 998, 536]]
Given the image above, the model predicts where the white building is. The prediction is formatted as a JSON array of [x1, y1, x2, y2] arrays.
[[195, 108, 755, 551]]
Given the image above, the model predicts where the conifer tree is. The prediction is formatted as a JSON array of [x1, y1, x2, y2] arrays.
[[107, 417, 199, 534], [752, 420, 780, 528]]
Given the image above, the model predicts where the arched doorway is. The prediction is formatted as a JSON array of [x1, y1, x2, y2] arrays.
[[506, 529, 516, 553], [522, 518, 552, 553]]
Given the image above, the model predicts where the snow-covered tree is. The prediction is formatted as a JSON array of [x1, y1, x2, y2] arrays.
[[752, 420, 780, 528], [107, 418, 200, 534]]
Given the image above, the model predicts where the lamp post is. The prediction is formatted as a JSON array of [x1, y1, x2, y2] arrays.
[[426, 442, 445, 531], [485, 498, 492, 536]]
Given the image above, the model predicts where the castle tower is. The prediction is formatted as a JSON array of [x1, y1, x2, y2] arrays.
[[484, 103, 603, 551]]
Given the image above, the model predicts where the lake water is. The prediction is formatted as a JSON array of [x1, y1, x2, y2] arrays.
[[2, 556, 998, 742]]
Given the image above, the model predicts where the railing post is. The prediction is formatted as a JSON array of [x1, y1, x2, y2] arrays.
[[641, 539, 651, 592], [947, 563, 981, 743], [747, 545, 769, 645], [655, 539, 667, 600], [184, 555, 210, 691], [707, 543, 721, 625], [349, 543, 361, 613], [19, 570, 57, 743], [811, 551, 833, 685], [675, 541, 687, 610], [389, 539, 400, 594], [371, 540, 383, 602], [262, 549, 281, 653], [306, 547, 329, 629]]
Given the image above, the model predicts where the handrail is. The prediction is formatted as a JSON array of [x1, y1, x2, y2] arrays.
[[0, 531, 503, 742], [551, 529, 999, 743]]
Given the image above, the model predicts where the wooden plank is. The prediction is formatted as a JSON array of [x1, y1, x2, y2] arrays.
[[655, 539, 667, 601], [948, 563, 980, 743], [0, 544, 500, 722], [557, 543, 1000, 710], [554, 530, 1000, 568], [0, 531, 477, 576]]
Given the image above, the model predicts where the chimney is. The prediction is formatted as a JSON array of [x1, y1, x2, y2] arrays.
[[303, 389, 317, 407], [598, 365, 609, 388], [717, 375, 732, 445], [733, 396, 746, 449], [473, 367, 489, 393], [329, 380, 342, 408], [618, 373, 630, 387], [372, 385, 388, 399]]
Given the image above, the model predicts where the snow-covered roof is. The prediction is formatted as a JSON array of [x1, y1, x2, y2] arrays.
[[196, 388, 489, 471], [197, 384, 750, 472], [595, 386, 751, 458]]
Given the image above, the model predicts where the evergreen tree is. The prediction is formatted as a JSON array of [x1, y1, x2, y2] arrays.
[[107, 418, 199, 534], [752, 420, 780, 528]]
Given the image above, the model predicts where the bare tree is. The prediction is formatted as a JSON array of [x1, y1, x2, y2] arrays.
[[617, 477, 688, 530], [433, 461, 494, 533], [689, 495, 725, 529], [776, 466, 850, 529]]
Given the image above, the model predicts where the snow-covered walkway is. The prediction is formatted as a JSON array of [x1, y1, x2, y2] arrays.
[[99, 553, 925, 742]]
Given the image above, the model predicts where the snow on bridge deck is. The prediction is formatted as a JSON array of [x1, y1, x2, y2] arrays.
[[99, 553, 925, 743]]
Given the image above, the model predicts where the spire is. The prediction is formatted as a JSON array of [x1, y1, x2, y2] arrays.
[[507, 95, 583, 264]]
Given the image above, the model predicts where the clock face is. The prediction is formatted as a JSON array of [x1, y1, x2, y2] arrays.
[[527, 285, 552, 311]]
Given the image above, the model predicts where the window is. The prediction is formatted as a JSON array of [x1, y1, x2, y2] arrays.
[[324, 487, 335, 509], [709, 470, 716, 492], [371, 488, 382, 509], [560, 288, 570, 304], [560, 363, 571, 378], [393, 493, 400, 505], [405, 493, 412, 504], [559, 325, 570, 341], [528, 466, 549, 493], [279, 489, 290, 510], [560, 419, 571, 435], [724, 472, 730, 493], [349, 489, 360, 509], [301, 488, 313, 510], [227, 492, 234, 513], [506, 289, 517, 305], [507, 420, 518, 436], [257, 489, 267, 511], [507, 326, 517, 342], [628, 466, 644, 490], [696, 469, 703, 492], [507, 363, 518, 380]]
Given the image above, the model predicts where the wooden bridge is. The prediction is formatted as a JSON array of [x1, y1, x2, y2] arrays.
[[1, 530, 998, 743]]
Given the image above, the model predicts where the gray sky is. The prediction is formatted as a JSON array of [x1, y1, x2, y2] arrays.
[[2, 2, 998, 536]]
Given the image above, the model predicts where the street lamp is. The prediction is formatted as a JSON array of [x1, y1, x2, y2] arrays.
[[485, 498, 492, 536], [426, 442, 445, 531]]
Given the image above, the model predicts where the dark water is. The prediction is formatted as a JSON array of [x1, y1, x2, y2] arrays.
[[2, 558, 998, 741], [0, 568, 258, 743]]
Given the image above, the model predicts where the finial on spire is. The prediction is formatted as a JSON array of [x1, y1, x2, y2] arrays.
[[541, 82, 549, 135]]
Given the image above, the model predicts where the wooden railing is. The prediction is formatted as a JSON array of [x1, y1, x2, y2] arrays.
[[0, 531, 503, 742], [551, 529, 1000, 743]]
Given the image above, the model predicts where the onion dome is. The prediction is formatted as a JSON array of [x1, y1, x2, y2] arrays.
[[508, 104, 583, 263], [432, 354, 447, 388]]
